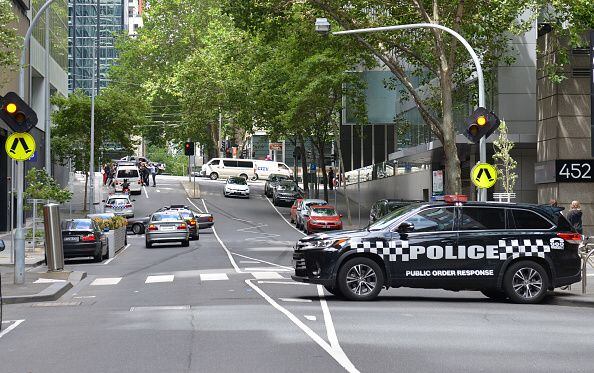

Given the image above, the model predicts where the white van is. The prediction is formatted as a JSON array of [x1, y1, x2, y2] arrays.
[[113, 165, 142, 194], [254, 160, 292, 180], [202, 158, 257, 180]]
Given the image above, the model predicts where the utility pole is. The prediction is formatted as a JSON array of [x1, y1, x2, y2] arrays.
[[44, 9, 51, 176], [89, 0, 100, 213]]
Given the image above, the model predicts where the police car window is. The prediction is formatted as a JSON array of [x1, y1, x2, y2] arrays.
[[511, 209, 553, 230], [369, 204, 419, 230], [459, 207, 506, 230], [405, 207, 455, 232]]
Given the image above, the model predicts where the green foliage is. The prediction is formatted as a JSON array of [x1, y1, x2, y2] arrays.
[[493, 121, 518, 194], [24, 168, 72, 204], [50, 89, 149, 171], [0, 0, 19, 83], [146, 145, 187, 176], [92, 216, 127, 231]]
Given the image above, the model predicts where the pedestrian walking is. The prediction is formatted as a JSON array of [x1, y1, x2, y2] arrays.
[[102, 164, 108, 185], [149, 163, 157, 187], [328, 168, 335, 190], [566, 200, 583, 234], [140, 162, 149, 186]]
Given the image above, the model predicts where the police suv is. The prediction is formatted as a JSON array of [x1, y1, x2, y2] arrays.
[[292, 196, 582, 304]]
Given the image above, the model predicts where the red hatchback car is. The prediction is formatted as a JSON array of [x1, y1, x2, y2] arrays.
[[304, 205, 343, 234], [290, 198, 303, 224]]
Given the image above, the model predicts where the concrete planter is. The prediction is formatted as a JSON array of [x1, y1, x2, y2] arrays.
[[106, 227, 127, 258]]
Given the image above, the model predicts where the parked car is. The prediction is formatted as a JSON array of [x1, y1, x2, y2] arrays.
[[202, 158, 256, 180], [272, 181, 303, 206], [224, 176, 250, 198], [254, 160, 292, 180], [369, 199, 423, 224], [103, 194, 135, 218], [290, 198, 303, 224], [145, 211, 190, 248], [296, 199, 328, 230], [265, 174, 291, 197], [303, 205, 343, 234], [61, 219, 108, 262]]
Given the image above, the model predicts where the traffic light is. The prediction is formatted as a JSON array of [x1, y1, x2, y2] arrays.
[[464, 107, 500, 143], [0, 92, 38, 133], [184, 141, 194, 156]]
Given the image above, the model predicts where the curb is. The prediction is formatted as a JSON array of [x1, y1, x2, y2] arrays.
[[0, 257, 45, 268], [181, 180, 201, 199], [2, 271, 86, 305]]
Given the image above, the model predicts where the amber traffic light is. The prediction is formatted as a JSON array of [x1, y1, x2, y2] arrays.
[[0, 92, 38, 133], [464, 107, 500, 144]]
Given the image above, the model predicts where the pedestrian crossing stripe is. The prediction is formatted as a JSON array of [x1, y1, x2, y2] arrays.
[[89, 272, 286, 286]]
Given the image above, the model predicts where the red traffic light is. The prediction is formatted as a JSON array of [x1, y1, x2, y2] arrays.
[[184, 141, 195, 156]]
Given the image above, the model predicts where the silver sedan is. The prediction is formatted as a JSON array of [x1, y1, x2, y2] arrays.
[[145, 211, 190, 248]]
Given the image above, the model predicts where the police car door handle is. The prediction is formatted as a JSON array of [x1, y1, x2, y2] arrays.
[[441, 239, 456, 245]]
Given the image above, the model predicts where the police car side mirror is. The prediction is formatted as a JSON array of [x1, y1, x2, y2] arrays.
[[397, 222, 414, 234]]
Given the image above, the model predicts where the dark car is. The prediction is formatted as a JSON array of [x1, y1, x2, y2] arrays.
[[272, 181, 302, 206], [369, 199, 423, 224], [292, 197, 582, 304], [62, 219, 108, 262], [265, 174, 291, 197]]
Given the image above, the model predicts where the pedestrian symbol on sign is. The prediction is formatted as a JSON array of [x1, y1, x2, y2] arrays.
[[471, 163, 497, 189], [5, 132, 36, 161]]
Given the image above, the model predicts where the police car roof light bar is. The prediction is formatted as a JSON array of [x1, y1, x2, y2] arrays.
[[444, 194, 468, 204]]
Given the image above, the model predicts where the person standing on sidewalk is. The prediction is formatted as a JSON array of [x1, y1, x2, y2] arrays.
[[149, 163, 157, 187], [566, 200, 583, 234], [328, 168, 335, 190]]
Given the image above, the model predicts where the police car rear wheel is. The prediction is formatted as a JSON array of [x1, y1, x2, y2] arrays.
[[338, 258, 384, 301], [504, 261, 548, 304]]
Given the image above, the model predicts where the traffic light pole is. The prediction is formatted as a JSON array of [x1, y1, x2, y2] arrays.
[[14, 0, 59, 284], [333, 23, 487, 201]]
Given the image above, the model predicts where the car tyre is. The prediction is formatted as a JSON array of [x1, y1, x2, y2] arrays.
[[503, 261, 549, 304], [145, 239, 152, 248], [480, 289, 508, 301], [324, 285, 343, 298], [132, 223, 144, 235], [93, 247, 103, 262], [101, 243, 109, 260], [338, 257, 384, 301], [181, 239, 189, 247], [210, 172, 219, 180]]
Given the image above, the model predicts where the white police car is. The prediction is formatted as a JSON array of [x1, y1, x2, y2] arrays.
[[292, 195, 582, 304]]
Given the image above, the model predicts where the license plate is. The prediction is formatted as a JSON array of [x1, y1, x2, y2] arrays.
[[161, 226, 175, 231], [64, 236, 79, 242]]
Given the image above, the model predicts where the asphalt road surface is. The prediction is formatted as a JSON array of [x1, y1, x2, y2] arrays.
[[2, 177, 594, 373]]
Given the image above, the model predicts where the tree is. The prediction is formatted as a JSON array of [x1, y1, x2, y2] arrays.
[[51, 89, 148, 210], [492, 121, 517, 194], [24, 168, 72, 204], [0, 0, 19, 86]]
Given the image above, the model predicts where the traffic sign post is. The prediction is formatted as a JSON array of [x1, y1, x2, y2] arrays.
[[471, 163, 498, 189]]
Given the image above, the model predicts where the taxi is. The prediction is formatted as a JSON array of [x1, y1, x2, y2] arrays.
[[292, 195, 582, 304]]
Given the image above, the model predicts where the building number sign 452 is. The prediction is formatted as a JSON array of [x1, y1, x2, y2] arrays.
[[556, 160, 594, 182]]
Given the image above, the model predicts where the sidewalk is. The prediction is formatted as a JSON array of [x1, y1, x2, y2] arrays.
[[0, 266, 85, 304]]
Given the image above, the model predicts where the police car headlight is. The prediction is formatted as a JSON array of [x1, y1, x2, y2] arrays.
[[312, 238, 349, 250]]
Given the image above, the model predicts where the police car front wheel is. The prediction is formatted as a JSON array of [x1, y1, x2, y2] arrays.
[[503, 261, 549, 304], [338, 257, 384, 301]]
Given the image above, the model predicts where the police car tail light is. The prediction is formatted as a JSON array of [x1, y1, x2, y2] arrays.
[[444, 194, 468, 204], [557, 232, 583, 244]]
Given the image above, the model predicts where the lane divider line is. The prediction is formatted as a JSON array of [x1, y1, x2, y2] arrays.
[[103, 243, 131, 265], [143, 185, 149, 199], [318, 285, 342, 352], [279, 298, 313, 303], [186, 198, 241, 273], [186, 197, 204, 213], [264, 196, 306, 236], [231, 252, 293, 270], [245, 280, 359, 373], [0, 320, 25, 339], [257, 280, 311, 286]]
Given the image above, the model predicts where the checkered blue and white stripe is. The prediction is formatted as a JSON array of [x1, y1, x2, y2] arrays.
[[497, 239, 550, 260]]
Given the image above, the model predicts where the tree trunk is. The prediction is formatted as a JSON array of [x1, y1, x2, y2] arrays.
[[299, 136, 309, 196], [83, 172, 89, 212], [334, 132, 352, 225], [317, 139, 328, 202], [439, 70, 462, 194]]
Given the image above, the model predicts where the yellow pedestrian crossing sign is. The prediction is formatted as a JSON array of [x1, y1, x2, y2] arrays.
[[5, 132, 36, 161], [471, 162, 497, 189]]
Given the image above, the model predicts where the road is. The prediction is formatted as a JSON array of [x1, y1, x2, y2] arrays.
[[1, 177, 594, 373]]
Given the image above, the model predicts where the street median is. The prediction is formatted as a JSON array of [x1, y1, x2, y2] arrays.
[[181, 180, 201, 199]]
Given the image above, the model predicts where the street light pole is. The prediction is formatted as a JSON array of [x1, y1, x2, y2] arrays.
[[15, 0, 59, 284], [44, 9, 51, 176], [331, 22, 487, 201]]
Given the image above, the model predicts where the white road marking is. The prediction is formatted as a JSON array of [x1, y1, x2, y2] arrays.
[[239, 260, 260, 264], [130, 305, 190, 311], [73, 296, 96, 299], [245, 280, 359, 373], [231, 252, 293, 270], [0, 320, 25, 339], [145, 275, 174, 283], [279, 298, 312, 303], [90, 277, 122, 286], [143, 185, 149, 199], [304, 315, 317, 321], [186, 197, 204, 213], [200, 273, 229, 281], [244, 267, 292, 272], [265, 196, 306, 236], [318, 285, 343, 352], [156, 189, 161, 193], [34, 278, 66, 284], [257, 281, 311, 286], [103, 243, 131, 265], [230, 216, 253, 224], [186, 199, 241, 273], [251, 272, 284, 280], [587, 273, 594, 277]]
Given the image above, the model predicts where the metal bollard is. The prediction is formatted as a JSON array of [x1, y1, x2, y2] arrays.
[[43, 203, 64, 271]]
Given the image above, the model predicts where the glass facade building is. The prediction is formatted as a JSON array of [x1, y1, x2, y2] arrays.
[[32, 0, 69, 70], [68, 0, 125, 94]]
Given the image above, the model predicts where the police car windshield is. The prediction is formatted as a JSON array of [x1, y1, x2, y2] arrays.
[[368, 204, 419, 230], [107, 198, 128, 205]]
